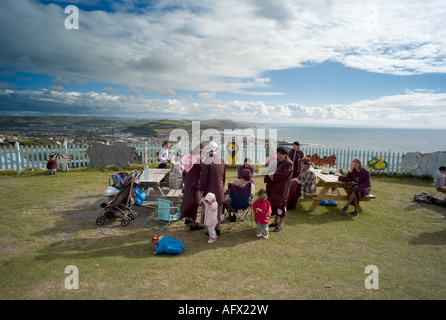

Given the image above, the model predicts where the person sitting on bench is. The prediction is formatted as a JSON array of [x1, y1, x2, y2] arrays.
[[340, 158, 371, 217]]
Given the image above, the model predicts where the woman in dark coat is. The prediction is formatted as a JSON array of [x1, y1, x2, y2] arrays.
[[288, 141, 304, 179], [264, 147, 293, 232], [199, 149, 226, 235], [180, 143, 206, 230], [341, 158, 371, 217]]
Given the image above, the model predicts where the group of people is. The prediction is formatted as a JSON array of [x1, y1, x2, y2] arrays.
[[172, 139, 373, 244]]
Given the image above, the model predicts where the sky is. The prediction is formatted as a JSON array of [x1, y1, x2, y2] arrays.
[[1, 0, 446, 128]]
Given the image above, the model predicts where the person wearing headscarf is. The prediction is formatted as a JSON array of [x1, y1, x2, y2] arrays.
[[180, 142, 206, 230], [199, 142, 226, 236], [264, 147, 293, 232]]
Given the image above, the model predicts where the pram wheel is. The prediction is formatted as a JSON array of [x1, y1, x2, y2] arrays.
[[121, 217, 131, 227], [96, 215, 106, 226], [128, 212, 136, 220]]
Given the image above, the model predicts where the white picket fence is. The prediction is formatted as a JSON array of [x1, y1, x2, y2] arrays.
[[0, 141, 406, 175]]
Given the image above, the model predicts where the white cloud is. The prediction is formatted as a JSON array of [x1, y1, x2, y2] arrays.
[[103, 87, 118, 93], [2, 87, 444, 128], [49, 85, 65, 92], [1, 0, 446, 128], [198, 92, 216, 100], [127, 87, 143, 95], [1, 0, 445, 95]]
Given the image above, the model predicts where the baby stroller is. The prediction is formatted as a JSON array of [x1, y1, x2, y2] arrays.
[[96, 169, 145, 227]]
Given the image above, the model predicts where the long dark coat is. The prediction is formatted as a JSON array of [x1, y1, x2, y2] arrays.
[[199, 155, 226, 205], [346, 167, 371, 198], [288, 148, 304, 178], [180, 161, 202, 220], [264, 156, 293, 207], [287, 178, 301, 210]]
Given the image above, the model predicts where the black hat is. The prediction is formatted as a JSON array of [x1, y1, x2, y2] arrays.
[[293, 141, 300, 146], [277, 146, 288, 155]]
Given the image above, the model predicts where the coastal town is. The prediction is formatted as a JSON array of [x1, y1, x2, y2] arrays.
[[0, 116, 176, 146]]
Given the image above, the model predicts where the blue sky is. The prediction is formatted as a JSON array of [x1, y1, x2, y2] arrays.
[[1, 0, 446, 128]]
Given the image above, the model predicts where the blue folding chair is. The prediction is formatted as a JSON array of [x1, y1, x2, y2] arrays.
[[143, 199, 181, 232], [224, 182, 253, 230]]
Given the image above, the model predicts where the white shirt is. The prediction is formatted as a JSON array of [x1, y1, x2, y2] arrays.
[[158, 147, 169, 164]]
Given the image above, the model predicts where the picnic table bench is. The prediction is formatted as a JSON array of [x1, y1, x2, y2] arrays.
[[303, 170, 375, 212], [165, 188, 183, 203]]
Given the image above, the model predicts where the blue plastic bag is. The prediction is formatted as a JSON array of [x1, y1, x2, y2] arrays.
[[320, 200, 337, 206], [154, 236, 184, 255], [134, 186, 146, 206]]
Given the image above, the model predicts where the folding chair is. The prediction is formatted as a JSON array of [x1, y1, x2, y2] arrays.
[[224, 182, 253, 230], [143, 198, 181, 232]]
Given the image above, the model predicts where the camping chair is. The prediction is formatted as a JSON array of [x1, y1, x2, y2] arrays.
[[143, 198, 181, 232], [224, 182, 253, 230]]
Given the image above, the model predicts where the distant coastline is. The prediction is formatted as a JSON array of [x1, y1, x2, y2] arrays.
[[1, 115, 445, 154]]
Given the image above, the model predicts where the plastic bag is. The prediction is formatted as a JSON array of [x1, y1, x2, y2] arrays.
[[320, 200, 337, 206], [102, 186, 120, 197], [134, 186, 146, 206], [169, 171, 183, 189], [154, 236, 184, 255]]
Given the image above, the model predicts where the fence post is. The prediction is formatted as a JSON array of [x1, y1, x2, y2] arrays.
[[15, 142, 21, 175], [0, 145, 3, 171], [144, 141, 148, 164]]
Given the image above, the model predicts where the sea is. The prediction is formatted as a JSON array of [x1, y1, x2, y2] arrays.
[[258, 125, 446, 154]]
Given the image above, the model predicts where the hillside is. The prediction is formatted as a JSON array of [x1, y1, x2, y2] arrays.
[[0, 116, 256, 144]]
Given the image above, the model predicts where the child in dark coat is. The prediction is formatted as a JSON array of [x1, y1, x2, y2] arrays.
[[46, 155, 58, 175]]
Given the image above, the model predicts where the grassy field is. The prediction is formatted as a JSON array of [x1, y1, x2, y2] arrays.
[[0, 166, 445, 300]]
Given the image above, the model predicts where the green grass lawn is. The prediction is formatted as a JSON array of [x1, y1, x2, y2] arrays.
[[0, 166, 445, 300]]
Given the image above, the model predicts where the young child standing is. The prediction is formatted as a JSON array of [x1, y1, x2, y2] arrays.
[[201, 192, 219, 243], [252, 189, 272, 239]]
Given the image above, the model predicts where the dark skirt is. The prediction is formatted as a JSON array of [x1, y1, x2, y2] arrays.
[[287, 179, 301, 210], [180, 186, 200, 220], [351, 185, 370, 199], [271, 205, 287, 218]]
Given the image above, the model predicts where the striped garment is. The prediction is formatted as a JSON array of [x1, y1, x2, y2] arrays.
[[297, 166, 317, 195]]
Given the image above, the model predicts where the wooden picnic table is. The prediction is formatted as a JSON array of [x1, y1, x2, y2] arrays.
[[139, 168, 183, 203], [304, 169, 375, 212], [139, 169, 170, 196]]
